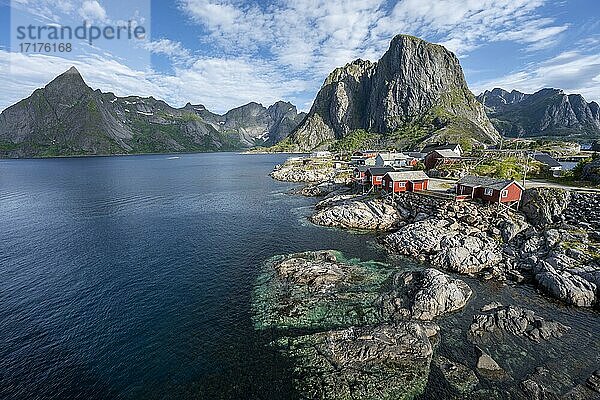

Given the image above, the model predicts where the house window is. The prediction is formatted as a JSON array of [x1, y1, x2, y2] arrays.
[[501, 189, 508, 198], [389, 181, 393, 188], [399, 182, 406, 187], [484, 188, 493, 196]]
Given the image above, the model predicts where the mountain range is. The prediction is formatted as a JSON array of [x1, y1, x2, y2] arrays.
[[0, 67, 305, 158], [2, 34, 599, 158], [476, 88, 600, 140]]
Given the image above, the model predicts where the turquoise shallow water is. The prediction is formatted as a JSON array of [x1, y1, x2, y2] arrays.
[[0, 152, 598, 399]]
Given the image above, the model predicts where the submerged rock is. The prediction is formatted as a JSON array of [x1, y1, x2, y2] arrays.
[[280, 322, 436, 400], [469, 305, 569, 343], [434, 356, 479, 394], [380, 268, 472, 321], [252, 251, 394, 330]]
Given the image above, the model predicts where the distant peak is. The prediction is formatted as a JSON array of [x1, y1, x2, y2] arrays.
[[45, 65, 89, 92], [55, 66, 84, 82]]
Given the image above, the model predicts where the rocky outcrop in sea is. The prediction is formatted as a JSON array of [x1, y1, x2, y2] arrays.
[[311, 195, 401, 230], [252, 250, 475, 399], [469, 303, 570, 343], [270, 159, 335, 183], [280, 322, 436, 400]]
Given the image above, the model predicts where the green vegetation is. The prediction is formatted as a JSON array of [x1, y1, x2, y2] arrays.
[[388, 121, 430, 150], [413, 161, 426, 171], [472, 156, 544, 180], [571, 156, 595, 179], [329, 129, 380, 152], [254, 137, 298, 152], [0, 141, 19, 152], [128, 115, 242, 153], [180, 112, 202, 123]]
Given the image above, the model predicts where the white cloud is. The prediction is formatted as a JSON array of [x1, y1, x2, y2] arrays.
[[471, 50, 600, 102], [178, 0, 568, 76], [78, 0, 107, 22], [142, 39, 193, 66]]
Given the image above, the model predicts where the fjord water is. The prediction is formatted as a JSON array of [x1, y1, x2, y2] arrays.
[[1, 153, 599, 399], [0, 153, 385, 399]]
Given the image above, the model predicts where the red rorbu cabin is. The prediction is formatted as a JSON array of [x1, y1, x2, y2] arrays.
[[456, 175, 524, 206], [364, 167, 395, 187], [382, 171, 430, 193], [352, 166, 369, 183]]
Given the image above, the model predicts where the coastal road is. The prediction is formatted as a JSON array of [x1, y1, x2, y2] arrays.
[[427, 177, 600, 194], [524, 179, 600, 193]]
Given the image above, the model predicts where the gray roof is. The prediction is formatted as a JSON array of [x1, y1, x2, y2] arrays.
[[354, 165, 369, 172], [384, 171, 430, 181], [366, 166, 395, 176], [457, 175, 522, 190], [431, 149, 461, 158], [377, 152, 409, 161], [533, 153, 562, 168]]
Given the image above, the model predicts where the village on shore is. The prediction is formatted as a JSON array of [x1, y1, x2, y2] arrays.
[[255, 141, 600, 400]]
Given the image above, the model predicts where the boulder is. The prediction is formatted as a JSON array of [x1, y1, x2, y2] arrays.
[[433, 233, 502, 274], [520, 188, 571, 227], [311, 198, 401, 230], [380, 268, 472, 321], [534, 261, 596, 307], [469, 305, 569, 342], [410, 269, 473, 320], [477, 352, 502, 372]]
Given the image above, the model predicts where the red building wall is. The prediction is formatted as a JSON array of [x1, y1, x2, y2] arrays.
[[458, 182, 522, 203], [382, 177, 429, 193]]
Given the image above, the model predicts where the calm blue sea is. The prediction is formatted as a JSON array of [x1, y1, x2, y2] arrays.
[[0, 153, 387, 399]]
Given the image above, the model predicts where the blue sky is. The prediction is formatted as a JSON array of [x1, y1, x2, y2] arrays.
[[1, 0, 599, 113]]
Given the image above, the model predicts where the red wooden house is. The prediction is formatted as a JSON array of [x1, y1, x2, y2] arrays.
[[456, 175, 524, 206], [352, 165, 369, 183], [382, 171, 430, 193], [364, 167, 395, 187]]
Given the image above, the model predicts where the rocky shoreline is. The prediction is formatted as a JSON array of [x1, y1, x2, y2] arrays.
[[257, 159, 600, 399], [286, 160, 600, 308]]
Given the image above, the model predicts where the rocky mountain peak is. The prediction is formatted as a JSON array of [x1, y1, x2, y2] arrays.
[[290, 34, 499, 151], [42, 66, 91, 105]]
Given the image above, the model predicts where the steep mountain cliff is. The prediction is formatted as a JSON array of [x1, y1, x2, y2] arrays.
[[0, 67, 304, 158], [477, 88, 600, 140], [290, 35, 500, 151]]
